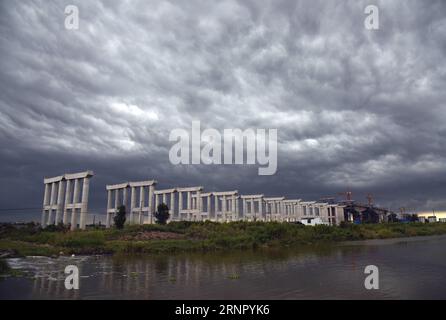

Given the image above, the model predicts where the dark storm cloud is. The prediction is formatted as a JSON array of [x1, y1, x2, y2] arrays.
[[1, 0, 446, 221]]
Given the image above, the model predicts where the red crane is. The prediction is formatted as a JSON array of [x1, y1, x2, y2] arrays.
[[338, 191, 353, 202]]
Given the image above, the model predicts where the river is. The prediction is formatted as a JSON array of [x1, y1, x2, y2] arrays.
[[1, 235, 446, 299]]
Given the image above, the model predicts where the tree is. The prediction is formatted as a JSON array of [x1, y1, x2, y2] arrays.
[[114, 205, 126, 229], [154, 203, 170, 225]]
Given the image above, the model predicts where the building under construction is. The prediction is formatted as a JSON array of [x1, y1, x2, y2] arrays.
[[321, 192, 395, 224]]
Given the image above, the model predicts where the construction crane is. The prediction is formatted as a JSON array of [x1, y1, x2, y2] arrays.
[[338, 191, 353, 202], [366, 193, 374, 207]]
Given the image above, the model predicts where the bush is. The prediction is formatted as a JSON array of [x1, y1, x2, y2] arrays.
[[114, 205, 126, 229], [43, 223, 69, 233], [339, 221, 352, 229], [154, 203, 170, 225]]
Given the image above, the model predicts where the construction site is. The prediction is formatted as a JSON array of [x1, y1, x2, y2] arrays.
[[320, 191, 397, 224]]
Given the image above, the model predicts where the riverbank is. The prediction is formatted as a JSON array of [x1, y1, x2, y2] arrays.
[[3, 231, 446, 299], [2, 221, 446, 260]]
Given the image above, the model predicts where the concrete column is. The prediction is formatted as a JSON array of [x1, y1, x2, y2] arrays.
[[41, 183, 50, 228], [50, 182, 57, 205], [178, 192, 183, 219], [114, 189, 120, 212], [70, 208, 77, 231], [231, 195, 236, 218], [55, 180, 65, 224], [155, 193, 159, 214], [123, 187, 128, 209], [246, 198, 254, 218], [63, 180, 71, 224], [130, 187, 136, 224], [139, 187, 145, 224], [236, 197, 239, 218], [265, 202, 272, 221], [270, 203, 273, 220], [336, 207, 343, 224], [222, 196, 227, 221], [273, 202, 277, 221], [107, 190, 112, 210], [162, 193, 167, 205], [187, 192, 191, 210], [73, 179, 80, 203], [191, 196, 196, 220], [274, 202, 278, 219], [197, 190, 201, 213], [71, 179, 80, 230], [242, 199, 247, 217], [148, 185, 154, 223], [106, 189, 112, 228], [79, 177, 90, 230], [259, 199, 263, 219], [48, 182, 57, 225], [170, 192, 175, 218], [43, 183, 50, 206], [264, 202, 268, 220], [207, 195, 211, 217], [250, 199, 254, 217], [214, 195, 219, 221]]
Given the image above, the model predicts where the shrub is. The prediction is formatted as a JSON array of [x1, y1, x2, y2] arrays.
[[154, 203, 170, 225], [114, 205, 126, 229]]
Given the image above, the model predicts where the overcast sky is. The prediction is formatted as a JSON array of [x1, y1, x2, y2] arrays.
[[1, 0, 445, 222]]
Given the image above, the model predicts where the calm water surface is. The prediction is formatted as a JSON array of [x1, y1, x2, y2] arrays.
[[1, 235, 446, 299]]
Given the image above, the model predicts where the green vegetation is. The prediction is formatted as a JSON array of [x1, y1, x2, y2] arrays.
[[114, 205, 126, 229], [154, 203, 170, 225], [1, 221, 446, 258]]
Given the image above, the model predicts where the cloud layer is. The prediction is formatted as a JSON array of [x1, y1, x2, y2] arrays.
[[1, 0, 446, 221]]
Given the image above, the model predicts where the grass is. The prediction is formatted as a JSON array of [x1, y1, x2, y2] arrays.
[[1, 221, 446, 257]]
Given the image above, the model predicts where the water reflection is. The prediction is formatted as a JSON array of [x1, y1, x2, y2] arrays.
[[2, 236, 446, 299]]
